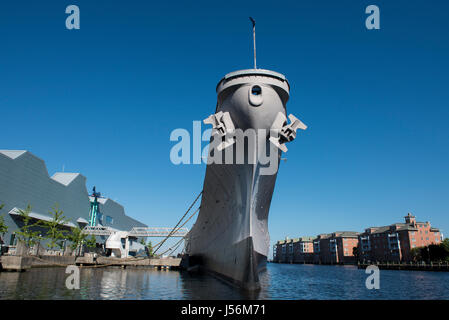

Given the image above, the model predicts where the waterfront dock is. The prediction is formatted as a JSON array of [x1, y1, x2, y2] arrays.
[[0, 255, 181, 271], [358, 261, 449, 272], [76, 256, 181, 270], [0, 256, 33, 271]]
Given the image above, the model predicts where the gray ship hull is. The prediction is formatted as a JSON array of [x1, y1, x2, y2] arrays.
[[186, 160, 278, 290], [185, 69, 302, 290]]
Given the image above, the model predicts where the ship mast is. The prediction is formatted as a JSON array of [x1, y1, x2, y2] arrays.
[[250, 17, 257, 69]]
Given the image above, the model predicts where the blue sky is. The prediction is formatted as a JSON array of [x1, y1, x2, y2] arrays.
[[1, 1, 448, 257]]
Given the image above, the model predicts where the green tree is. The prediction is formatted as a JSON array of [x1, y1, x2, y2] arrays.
[[66, 228, 97, 256], [15, 205, 43, 248], [410, 247, 423, 262], [441, 238, 449, 253], [86, 235, 97, 248], [146, 240, 153, 257], [42, 205, 69, 250], [412, 241, 449, 263], [352, 246, 359, 261], [0, 204, 8, 240], [437, 239, 449, 262], [67, 226, 88, 249]]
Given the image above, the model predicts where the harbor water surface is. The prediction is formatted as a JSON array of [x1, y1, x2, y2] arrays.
[[1, 263, 448, 300]]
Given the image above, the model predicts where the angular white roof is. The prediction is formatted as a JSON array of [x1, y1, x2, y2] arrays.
[[88, 196, 120, 206], [76, 217, 89, 224], [0, 150, 27, 159], [9, 207, 77, 228], [51, 172, 81, 186]]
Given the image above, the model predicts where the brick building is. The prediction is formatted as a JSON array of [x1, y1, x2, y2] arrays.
[[293, 237, 315, 263], [358, 213, 442, 263], [273, 237, 316, 263], [313, 232, 359, 264], [273, 213, 442, 265], [312, 234, 331, 263], [285, 238, 297, 263], [273, 238, 288, 263]]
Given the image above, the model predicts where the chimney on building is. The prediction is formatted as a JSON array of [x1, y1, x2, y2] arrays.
[[405, 212, 416, 225]]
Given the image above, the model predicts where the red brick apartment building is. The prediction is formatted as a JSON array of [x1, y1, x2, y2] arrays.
[[293, 237, 315, 263], [358, 213, 442, 263], [273, 237, 315, 263], [313, 232, 359, 264], [274, 233, 359, 264], [312, 234, 331, 263]]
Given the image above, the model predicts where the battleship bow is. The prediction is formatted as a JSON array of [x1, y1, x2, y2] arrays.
[[184, 69, 306, 290]]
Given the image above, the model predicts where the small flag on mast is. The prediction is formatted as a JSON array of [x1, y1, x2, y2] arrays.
[[250, 17, 256, 28], [249, 17, 257, 69]]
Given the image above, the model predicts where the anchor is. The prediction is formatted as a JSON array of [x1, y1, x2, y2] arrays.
[[203, 111, 236, 151], [269, 112, 307, 152]]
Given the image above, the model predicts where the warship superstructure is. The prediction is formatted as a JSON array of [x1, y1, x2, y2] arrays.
[[184, 68, 307, 290]]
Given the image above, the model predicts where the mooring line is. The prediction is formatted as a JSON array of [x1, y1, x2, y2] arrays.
[[152, 190, 202, 254]]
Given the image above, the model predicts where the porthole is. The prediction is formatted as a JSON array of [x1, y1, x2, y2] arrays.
[[251, 85, 262, 95], [248, 85, 263, 106]]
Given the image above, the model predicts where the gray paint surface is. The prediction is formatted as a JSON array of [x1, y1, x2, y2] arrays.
[[186, 69, 294, 290]]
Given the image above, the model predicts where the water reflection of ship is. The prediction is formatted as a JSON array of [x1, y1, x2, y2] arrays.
[[179, 266, 271, 299]]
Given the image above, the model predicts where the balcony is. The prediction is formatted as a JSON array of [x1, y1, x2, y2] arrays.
[[388, 233, 401, 251]]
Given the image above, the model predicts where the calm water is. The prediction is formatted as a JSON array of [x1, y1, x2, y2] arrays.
[[1, 263, 448, 300]]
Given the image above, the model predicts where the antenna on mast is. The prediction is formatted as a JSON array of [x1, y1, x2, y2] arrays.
[[249, 17, 257, 69]]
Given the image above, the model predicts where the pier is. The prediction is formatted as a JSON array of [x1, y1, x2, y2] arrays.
[[0, 255, 181, 271], [358, 261, 449, 272], [77, 256, 181, 270]]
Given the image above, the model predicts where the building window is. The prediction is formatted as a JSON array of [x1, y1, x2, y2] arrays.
[[10, 233, 16, 246], [106, 216, 114, 224], [97, 213, 104, 224]]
